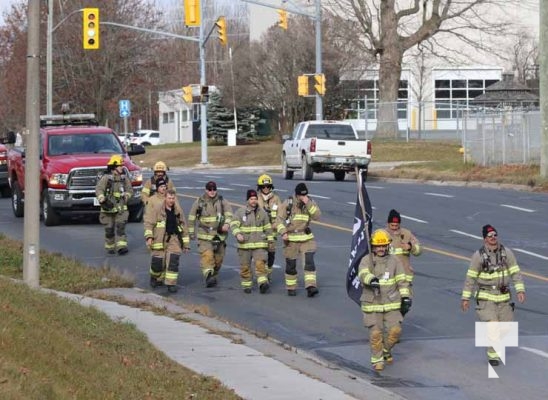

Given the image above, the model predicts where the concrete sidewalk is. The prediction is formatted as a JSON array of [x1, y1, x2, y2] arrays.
[[53, 287, 404, 400]]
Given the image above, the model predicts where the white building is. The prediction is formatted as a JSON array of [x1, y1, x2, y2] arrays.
[[157, 89, 195, 143]]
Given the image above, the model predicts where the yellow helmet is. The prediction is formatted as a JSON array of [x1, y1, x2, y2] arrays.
[[153, 161, 167, 172], [257, 174, 273, 186], [371, 229, 391, 246], [107, 154, 124, 167]]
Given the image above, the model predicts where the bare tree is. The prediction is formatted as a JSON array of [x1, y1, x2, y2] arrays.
[[327, 0, 529, 136], [499, 29, 539, 84]]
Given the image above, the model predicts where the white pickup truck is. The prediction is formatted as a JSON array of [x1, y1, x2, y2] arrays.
[[281, 121, 371, 181]]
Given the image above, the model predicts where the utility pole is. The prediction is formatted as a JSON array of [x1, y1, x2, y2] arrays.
[[541, 0, 548, 177], [199, 1, 208, 165], [24, 0, 41, 287], [314, 0, 323, 120], [46, 0, 53, 115]]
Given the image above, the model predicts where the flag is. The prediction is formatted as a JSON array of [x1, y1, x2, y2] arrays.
[[346, 169, 373, 306]]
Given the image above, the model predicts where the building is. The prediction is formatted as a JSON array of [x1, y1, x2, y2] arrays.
[[158, 89, 195, 143]]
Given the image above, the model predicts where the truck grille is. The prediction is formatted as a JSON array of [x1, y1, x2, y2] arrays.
[[68, 167, 105, 190]]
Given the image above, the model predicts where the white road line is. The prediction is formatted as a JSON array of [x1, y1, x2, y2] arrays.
[[365, 185, 384, 189], [347, 202, 356, 206], [450, 229, 482, 240], [230, 183, 249, 187], [500, 204, 535, 213], [520, 346, 548, 359], [275, 189, 288, 192], [177, 186, 205, 190], [309, 194, 330, 199], [402, 215, 428, 224], [425, 192, 454, 198], [513, 248, 548, 260]]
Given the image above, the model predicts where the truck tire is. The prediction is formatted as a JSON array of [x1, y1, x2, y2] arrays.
[[11, 181, 24, 218], [42, 188, 61, 226], [301, 156, 313, 181], [128, 204, 144, 223], [334, 171, 346, 181], [282, 154, 294, 180]]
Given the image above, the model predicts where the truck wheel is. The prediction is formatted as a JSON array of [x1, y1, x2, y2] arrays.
[[301, 156, 313, 181], [11, 181, 24, 218], [42, 188, 61, 226], [334, 171, 346, 181], [128, 205, 144, 223], [282, 155, 293, 180]]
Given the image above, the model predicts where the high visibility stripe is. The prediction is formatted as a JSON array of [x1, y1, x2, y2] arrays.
[[287, 233, 314, 241], [144, 229, 153, 237], [467, 269, 479, 278], [257, 276, 268, 285], [238, 226, 270, 233], [286, 277, 297, 286], [292, 215, 310, 222], [241, 280, 253, 288], [165, 271, 177, 280], [476, 291, 511, 302], [197, 233, 218, 241], [151, 243, 164, 250], [514, 283, 525, 292], [371, 355, 384, 364], [508, 265, 520, 274], [156, 221, 166, 228], [391, 248, 410, 256], [116, 240, 127, 247], [361, 302, 401, 313], [399, 288, 410, 297], [237, 242, 268, 249], [462, 290, 472, 299]]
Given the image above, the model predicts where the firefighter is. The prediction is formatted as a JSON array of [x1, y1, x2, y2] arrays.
[[188, 181, 233, 287], [359, 229, 410, 372], [386, 209, 421, 293], [256, 174, 282, 281], [144, 189, 190, 293], [141, 161, 175, 206], [275, 182, 321, 297], [146, 178, 168, 211], [461, 224, 526, 366], [231, 189, 274, 294], [95, 154, 133, 255]]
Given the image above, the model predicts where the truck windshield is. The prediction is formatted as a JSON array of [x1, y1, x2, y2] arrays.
[[48, 133, 123, 156], [306, 124, 356, 140]]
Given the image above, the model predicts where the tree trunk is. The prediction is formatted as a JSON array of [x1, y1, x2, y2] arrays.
[[377, 0, 403, 138]]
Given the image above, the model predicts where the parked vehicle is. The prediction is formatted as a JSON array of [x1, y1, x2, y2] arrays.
[[7, 113, 146, 226], [281, 120, 372, 181], [0, 141, 10, 197], [131, 130, 161, 146]]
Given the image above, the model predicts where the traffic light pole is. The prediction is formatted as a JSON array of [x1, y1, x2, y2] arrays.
[[199, 1, 208, 165]]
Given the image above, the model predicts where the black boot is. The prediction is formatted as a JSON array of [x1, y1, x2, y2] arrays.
[[205, 271, 217, 288], [259, 282, 269, 294], [488, 359, 500, 366], [287, 289, 297, 296], [117, 247, 128, 255], [167, 285, 178, 293], [307, 286, 319, 297], [150, 277, 163, 288]]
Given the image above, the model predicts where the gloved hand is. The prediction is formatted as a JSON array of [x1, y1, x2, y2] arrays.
[[101, 198, 114, 211], [368, 277, 380, 289], [401, 297, 412, 316]]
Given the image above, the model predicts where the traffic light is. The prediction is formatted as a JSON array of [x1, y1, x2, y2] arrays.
[[314, 73, 326, 96], [200, 85, 209, 103], [277, 9, 288, 30], [184, 0, 201, 27], [82, 8, 100, 50], [216, 16, 227, 46], [298, 75, 309, 96], [182, 86, 193, 103]]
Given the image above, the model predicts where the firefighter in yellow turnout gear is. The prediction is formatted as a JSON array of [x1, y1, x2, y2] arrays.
[[275, 183, 321, 297], [386, 209, 421, 292], [359, 229, 410, 372], [256, 174, 282, 281], [461, 224, 526, 366], [95, 154, 133, 255], [144, 189, 190, 293], [141, 161, 176, 207], [231, 189, 274, 294], [188, 181, 233, 287]]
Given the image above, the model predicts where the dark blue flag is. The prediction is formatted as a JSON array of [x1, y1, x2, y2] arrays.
[[346, 169, 373, 306]]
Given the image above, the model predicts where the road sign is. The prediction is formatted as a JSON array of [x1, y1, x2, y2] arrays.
[[119, 99, 131, 118]]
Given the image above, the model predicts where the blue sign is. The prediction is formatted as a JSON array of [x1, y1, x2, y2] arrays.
[[119, 99, 131, 118]]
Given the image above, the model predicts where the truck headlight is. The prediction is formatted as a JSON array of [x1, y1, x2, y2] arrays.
[[49, 173, 68, 185], [129, 170, 143, 184]]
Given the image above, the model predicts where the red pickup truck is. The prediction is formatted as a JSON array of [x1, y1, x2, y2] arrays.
[[7, 114, 146, 226], [0, 141, 10, 197]]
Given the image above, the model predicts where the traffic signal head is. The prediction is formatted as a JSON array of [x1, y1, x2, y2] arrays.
[[182, 86, 193, 103], [83, 8, 100, 50], [298, 75, 309, 97], [184, 0, 201, 27], [277, 9, 288, 30], [216, 16, 227, 46], [200, 85, 209, 103], [314, 73, 326, 96]]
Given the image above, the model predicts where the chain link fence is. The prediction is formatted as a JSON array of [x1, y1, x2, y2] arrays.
[[344, 101, 540, 165]]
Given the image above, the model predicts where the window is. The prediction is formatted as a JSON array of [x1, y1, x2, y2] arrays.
[[162, 113, 169, 124], [169, 112, 175, 123], [150, 132, 159, 138]]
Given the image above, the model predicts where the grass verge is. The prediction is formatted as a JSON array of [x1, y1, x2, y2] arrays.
[[0, 234, 241, 400]]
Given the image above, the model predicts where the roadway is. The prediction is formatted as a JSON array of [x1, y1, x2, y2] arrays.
[[1, 169, 547, 400]]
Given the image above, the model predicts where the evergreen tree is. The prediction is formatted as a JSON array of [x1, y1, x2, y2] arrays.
[[207, 91, 235, 142]]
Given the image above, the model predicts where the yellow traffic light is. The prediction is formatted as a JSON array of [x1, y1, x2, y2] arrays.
[[277, 9, 288, 30], [182, 86, 193, 103], [184, 0, 201, 27], [314, 73, 326, 96], [298, 75, 309, 97], [216, 16, 227, 46], [82, 8, 100, 50]]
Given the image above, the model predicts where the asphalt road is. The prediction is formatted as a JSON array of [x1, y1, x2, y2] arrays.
[[2, 169, 547, 400]]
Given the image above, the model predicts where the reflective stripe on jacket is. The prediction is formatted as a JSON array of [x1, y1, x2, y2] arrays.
[[188, 194, 233, 241], [275, 196, 321, 242], [231, 206, 273, 249]]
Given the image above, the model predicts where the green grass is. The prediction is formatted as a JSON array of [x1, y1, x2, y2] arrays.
[[0, 235, 241, 399]]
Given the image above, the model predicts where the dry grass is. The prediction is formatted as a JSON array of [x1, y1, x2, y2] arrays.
[[134, 138, 548, 191]]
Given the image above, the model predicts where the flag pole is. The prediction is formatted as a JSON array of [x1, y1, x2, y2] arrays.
[[354, 164, 373, 261]]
